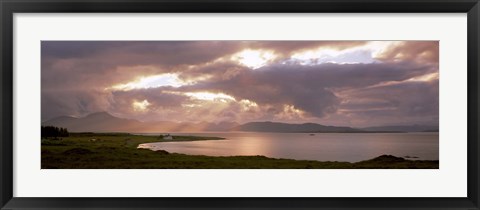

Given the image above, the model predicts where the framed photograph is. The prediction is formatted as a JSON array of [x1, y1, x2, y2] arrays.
[[1, 0, 479, 209]]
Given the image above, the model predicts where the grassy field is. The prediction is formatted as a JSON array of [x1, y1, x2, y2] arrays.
[[41, 133, 439, 169]]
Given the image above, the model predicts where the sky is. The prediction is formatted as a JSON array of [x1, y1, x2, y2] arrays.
[[41, 41, 439, 127]]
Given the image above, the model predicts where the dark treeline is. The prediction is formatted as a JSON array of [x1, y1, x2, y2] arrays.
[[41, 126, 69, 139]]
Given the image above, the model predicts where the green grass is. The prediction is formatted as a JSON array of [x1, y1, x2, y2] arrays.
[[41, 133, 439, 169]]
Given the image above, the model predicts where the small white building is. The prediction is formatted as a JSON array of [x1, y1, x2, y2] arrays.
[[163, 134, 173, 140]]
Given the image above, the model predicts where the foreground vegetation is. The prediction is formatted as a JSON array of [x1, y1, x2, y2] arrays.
[[41, 133, 439, 169]]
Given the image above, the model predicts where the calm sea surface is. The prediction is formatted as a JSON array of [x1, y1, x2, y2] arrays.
[[137, 132, 439, 162]]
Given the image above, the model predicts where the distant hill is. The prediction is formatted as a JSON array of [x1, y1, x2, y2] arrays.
[[361, 125, 439, 132], [232, 121, 361, 133], [42, 112, 144, 132], [42, 112, 239, 133]]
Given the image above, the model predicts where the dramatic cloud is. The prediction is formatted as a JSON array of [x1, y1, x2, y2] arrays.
[[41, 41, 439, 127], [246, 41, 368, 57], [375, 41, 439, 65]]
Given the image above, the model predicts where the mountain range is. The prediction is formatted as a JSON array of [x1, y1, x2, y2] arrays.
[[42, 112, 438, 133], [231, 121, 361, 133], [42, 112, 239, 132]]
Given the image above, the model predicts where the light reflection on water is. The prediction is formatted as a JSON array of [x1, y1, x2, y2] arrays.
[[138, 132, 439, 162]]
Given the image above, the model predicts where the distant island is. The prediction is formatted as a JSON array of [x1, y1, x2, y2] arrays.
[[232, 121, 362, 133], [42, 111, 438, 133]]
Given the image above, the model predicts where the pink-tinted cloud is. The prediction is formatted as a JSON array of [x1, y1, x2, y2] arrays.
[[41, 41, 439, 127]]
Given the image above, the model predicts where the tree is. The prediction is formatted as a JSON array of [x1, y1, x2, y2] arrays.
[[41, 126, 69, 139]]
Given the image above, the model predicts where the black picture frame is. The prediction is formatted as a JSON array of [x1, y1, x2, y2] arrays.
[[1, 0, 479, 209]]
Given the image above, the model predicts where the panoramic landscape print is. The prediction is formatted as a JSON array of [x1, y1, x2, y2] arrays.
[[41, 41, 439, 169]]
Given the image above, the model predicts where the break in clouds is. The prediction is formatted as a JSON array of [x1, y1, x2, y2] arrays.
[[41, 41, 439, 127]]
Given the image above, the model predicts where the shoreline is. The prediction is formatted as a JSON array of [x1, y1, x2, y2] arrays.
[[41, 133, 439, 169], [139, 142, 438, 163]]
